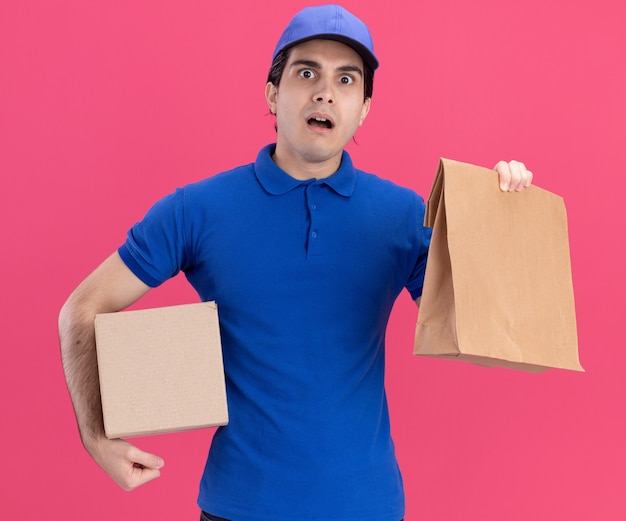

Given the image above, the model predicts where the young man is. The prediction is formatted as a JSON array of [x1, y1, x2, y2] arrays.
[[59, 5, 532, 521]]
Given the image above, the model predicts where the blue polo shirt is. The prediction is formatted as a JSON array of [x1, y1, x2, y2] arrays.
[[119, 144, 430, 521]]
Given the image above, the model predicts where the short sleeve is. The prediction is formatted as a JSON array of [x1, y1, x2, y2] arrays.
[[405, 195, 432, 300], [118, 187, 189, 287]]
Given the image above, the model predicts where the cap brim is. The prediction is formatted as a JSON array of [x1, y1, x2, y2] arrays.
[[280, 34, 379, 71]]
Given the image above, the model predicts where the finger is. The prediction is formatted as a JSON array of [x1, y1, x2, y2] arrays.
[[508, 160, 525, 191], [494, 160, 511, 192], [127, 446, 165, 470], [127, 462, 162, 490], [512, 162, 533, 191], [524, 169, 533, 187]]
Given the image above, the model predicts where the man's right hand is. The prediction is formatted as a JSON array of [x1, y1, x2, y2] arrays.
[[87, 436, 165, 491]]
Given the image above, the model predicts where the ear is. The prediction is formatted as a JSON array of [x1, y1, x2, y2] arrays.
[[359, 97, 371, 126], [265, 82, 278, 115]]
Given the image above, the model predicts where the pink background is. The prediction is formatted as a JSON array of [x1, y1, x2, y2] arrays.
[[1, 0, 624, 519]]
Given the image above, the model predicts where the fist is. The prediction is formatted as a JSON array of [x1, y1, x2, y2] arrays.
[[494, 160, 533, 192]]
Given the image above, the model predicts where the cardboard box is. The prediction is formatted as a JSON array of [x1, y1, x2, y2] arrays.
[[95, 301, 228, 438]]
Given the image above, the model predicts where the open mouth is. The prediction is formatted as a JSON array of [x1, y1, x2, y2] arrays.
[[307, 116, 334, 130]]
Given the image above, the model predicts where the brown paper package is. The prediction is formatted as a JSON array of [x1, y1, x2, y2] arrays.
[[414, 158, 583, 373]]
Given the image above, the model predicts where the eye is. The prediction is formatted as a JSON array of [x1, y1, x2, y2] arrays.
[[299, 69, 316, 79], [339, 74, 355, 85]]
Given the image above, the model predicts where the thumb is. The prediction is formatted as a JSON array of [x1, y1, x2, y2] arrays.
[[123, 447, 165, 490], [128, 446, 165, 470]]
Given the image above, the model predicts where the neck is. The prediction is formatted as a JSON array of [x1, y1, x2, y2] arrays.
[[271, 144, 342, 181]]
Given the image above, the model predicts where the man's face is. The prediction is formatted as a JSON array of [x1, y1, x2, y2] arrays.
[[265, 39, 371, 178]]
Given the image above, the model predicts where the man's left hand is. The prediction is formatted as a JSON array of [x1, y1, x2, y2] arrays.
[[494, 160, 533, 192]]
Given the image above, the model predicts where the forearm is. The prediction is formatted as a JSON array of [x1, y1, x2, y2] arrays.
[[58, 252, 150, 445], [59, 297, 106, 447]]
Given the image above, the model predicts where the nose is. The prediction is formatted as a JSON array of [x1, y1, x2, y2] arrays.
[[313, 77, 334, 104]]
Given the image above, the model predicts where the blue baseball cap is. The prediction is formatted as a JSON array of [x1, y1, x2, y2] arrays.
[[272, 4, 379, 71]]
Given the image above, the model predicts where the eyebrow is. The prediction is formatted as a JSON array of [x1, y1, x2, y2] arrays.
[[289, 59, 363, 77]]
